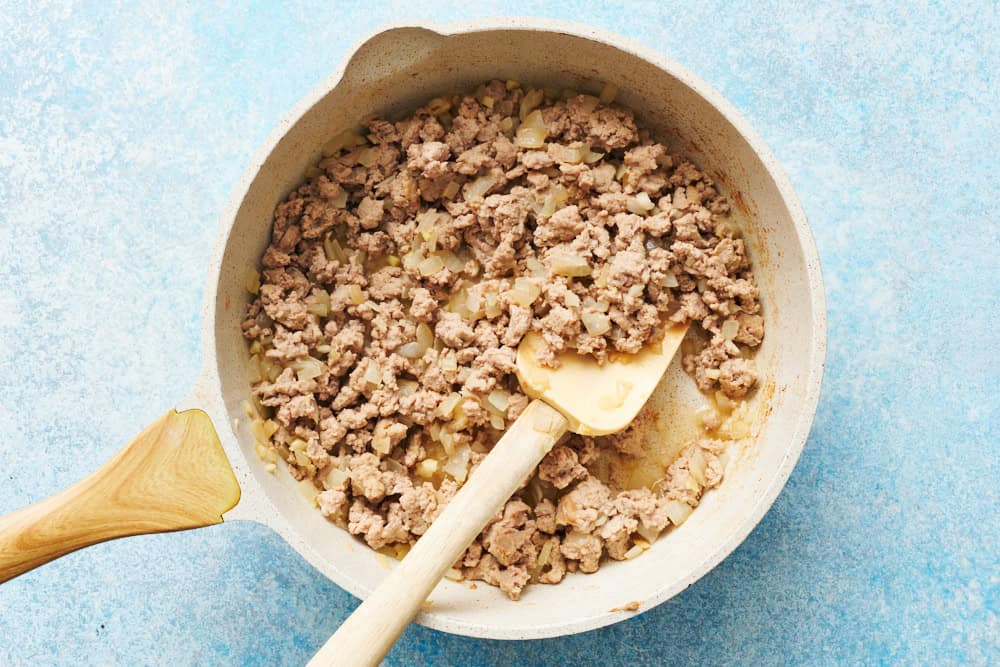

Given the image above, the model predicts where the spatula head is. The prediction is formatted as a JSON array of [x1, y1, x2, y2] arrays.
[[515, 325, 690, 436]]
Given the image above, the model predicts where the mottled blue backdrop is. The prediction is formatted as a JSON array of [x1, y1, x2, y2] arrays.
[[0, 1, 996, 665]]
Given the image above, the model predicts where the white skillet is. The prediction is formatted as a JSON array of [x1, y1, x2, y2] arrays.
[[0, 19, 825, 643]]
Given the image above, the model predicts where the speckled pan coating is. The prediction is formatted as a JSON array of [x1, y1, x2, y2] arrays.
[[178, 18, 826, 639]]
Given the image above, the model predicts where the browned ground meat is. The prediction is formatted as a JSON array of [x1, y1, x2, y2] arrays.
[[243, 80, 764, 600]]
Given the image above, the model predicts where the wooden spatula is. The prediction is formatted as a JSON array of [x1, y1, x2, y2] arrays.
[[309, 324, 690, 667]]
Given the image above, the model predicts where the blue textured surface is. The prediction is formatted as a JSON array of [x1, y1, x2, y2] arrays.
[[0, 2, 997, 665]]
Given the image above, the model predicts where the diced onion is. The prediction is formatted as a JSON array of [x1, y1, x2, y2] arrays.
[[363, 362, 382, 386], [506, 277, 541, 307], [347, 284, 365, 305], [721, 319, 740, 341], [321, 129, 366, 157], [416, 322, 434, 349], [304, 289, 330, 317], [416, 459, 439, 478], [291, 356, 326, 381], [715, 390, 735, 413], [688, 447, 708, 486], [418, 255, 445, 276], [398, 379, 419, 396], [396, 342, 425, 359], [442, 181, 460, 199], [437, 250, 465, 273], [248, 354, 263, 383], [525, 257, 548, 277], [489, 415, 505, 430], [443, 444, 471, 482], [549, 249, 592, 277], [624, 540, 650, 560], [324, 233, 349, 264], [484, 292, 502, 319], [324, 467, 350, 491], [582, 311, 612, 336], [626, 192, 656, 215], [660, 272, 679, 288], [583, 149, 605, 164], [426, 97, 451, 115], [599, 82, 619, 104], [519, 88, 544, 120], [464, 173, 501, 201], [329, 188, 348, 209], [515, 110, 547, 149], [437, 392, 463, 419], [548, 143, 586, 164], [487, 389, 511, 414], [245, 269, 260, 295], [662, 499, 694, 525]]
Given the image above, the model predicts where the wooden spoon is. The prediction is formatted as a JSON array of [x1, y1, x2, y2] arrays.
[[309, 324, 689, 667]]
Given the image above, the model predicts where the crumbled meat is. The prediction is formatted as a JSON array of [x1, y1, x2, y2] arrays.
[[244, 80, 764, 600]]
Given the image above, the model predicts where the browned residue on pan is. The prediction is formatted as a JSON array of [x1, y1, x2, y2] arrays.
[[609, 601, 641, 612]]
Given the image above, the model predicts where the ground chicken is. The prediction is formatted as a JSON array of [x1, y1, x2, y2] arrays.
[[242, 80, 765, 600]]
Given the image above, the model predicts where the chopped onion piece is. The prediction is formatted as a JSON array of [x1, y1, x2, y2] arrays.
[[660, 272, 679, 288], [245, 269, 260, 295], [487, 389, 510, 413], [437, 249, 465, 273], [583, 149, 605, 164], [525, 257, 548, 277], [721, 319, 740, 341], [548, 249, 592, 277], [416, 322, 434, 350], [516, 126, 547, 150], [442, 181, 460, 199], [437, 392, 462, 419], [548, 143, 586, 164], [582, 311, 612, 336], [426, 97, 451, 115], [519, 89, 544, 120], [627, 191, 656, 215], [515, 110, 547, 149], [715, 390, 735, 413], [415, 459, 439, 478], [304, 289, 330, 317], [485, 292, 502, 319], [396, 342, 425, 358], [324, 233, 349, 264], [247, 354, 263, 383], [599, 82, 619, 104], [357, 146, 378, 167], [362, 362, 382, 387], [418, 255, 445, 276], [490, 415, 505, 430], [321, 129, 366, 157], [323, 467, 350, 491], [688, 447, 708, 486], [464, 173, 501, 201], [506, 277, 541, 307], [662, 499, 694, 525], [291, 356, 326, 381], [398, 379, 419, 396], [443, 444, 471, 482], [347, 284, 365, 305]]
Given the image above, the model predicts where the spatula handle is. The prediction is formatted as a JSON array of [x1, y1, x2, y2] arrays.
[[309, 399, 568, 667], [0, 409, 240, 584]]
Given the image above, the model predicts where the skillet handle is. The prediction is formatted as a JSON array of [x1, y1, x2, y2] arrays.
[[308, 399, 568, 667], [0, 408, 240, 584]]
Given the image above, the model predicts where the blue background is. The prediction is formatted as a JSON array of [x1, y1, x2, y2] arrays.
[[0, 2, 997, 665]]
